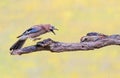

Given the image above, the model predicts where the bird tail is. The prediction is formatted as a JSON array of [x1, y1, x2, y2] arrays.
[[10, 39, 27, 51]]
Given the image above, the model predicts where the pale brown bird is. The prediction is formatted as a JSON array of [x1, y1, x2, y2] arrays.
[[10, 24, 58, 51]]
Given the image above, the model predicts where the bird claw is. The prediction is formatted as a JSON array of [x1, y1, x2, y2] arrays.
[[33, 38, 41, 41]]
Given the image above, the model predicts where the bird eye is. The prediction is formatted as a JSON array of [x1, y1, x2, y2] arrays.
[[49, 26, 54, 30], [52, 26, 54, 28]]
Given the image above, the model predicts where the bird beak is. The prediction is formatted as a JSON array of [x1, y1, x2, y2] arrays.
[[51, 30, 56, 35], [50, 27, 58, 35]]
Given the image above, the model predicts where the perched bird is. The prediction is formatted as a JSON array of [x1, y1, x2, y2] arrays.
[[81, 32, 108, 42], [10, 24, 58, 51]]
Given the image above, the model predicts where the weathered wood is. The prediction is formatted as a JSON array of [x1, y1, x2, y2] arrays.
[[10, 33, 120, 55]]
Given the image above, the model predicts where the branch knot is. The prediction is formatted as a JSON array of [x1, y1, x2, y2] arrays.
[[36, 38, 54, 47]]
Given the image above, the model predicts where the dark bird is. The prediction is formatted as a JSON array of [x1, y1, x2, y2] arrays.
[[10, 24, 58, 51]]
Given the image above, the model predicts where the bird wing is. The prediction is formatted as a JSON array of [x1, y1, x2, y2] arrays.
[[17, 27, 40, 38]]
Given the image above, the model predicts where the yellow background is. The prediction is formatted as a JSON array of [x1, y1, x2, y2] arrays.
[[0, 0, 120, 78]]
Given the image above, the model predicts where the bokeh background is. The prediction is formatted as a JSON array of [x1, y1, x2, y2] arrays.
[[0, 0, 120, 78]]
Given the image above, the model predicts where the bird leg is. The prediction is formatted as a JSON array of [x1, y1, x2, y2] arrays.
[[30, 37, 41, 41]]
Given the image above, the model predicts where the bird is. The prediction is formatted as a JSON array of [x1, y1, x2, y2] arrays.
[[10, 24, 58, 51], [80, 32, 108, 42]]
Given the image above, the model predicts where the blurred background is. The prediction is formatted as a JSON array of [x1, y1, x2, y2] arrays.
[[0, 0, 120, 78]]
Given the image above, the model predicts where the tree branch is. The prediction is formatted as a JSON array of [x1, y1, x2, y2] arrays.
[[10, 33, 120, 55]]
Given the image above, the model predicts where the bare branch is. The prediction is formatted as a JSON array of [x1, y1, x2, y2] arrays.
[[10, 33, 120, 55]]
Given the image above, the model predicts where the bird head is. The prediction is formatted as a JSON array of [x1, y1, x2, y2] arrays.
[[49, 25, 58, 35], [43, 24, 58, 35]]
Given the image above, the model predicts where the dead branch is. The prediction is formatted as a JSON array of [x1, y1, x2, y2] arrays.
[[10, 32, 120, 55]]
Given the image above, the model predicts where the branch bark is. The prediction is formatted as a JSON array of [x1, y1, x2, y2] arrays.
[[10, 33, 120, 55]]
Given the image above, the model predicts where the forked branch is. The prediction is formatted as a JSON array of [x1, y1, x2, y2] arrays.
[[10, 32, 120, 55]]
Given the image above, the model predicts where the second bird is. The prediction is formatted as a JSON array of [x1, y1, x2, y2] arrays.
[[10, 24, 58, 51]]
